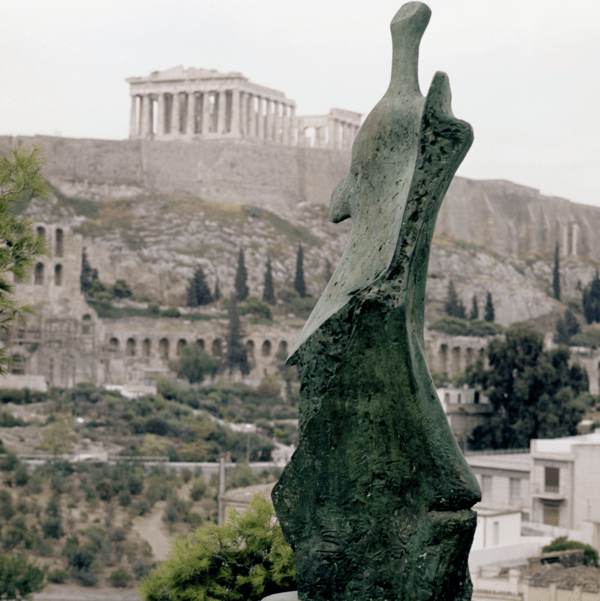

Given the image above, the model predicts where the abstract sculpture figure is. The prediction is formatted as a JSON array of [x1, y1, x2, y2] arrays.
[[272, 3, 481, 601]]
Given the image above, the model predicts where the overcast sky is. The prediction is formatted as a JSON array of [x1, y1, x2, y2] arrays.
[[1, 0, 599, 207]]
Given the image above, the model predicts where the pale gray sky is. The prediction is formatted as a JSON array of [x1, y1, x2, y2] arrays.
[[1, 0, 599, 206]]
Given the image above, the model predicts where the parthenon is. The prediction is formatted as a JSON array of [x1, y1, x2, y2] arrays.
[[127, 66, 361, 150]]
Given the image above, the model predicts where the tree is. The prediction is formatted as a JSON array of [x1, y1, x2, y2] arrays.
[[542, 536, 598, 567], [226, 295, 249, 376], [467, 323, 590, 450], [582, 270, 600, 324], [37, 420, 77, 456], [469, 295, 478, 320], [177, 343, 218, 384], [112, 279, 132, 299], [139, 494, 295, 601], [293, 244, 307, 298], [553, 242, 561, 301], [187, 266, 213, 307], [234, 249, 249, 301], [0, 146, 49, 371], [484, 292, 495, 322], [556, 308, 581, 345], [80, 251, 98, 296], [0, 552, 45, 600], [262, 257, 276, 305], [214, 277, 221, 302], [444, 281, 466, 319]]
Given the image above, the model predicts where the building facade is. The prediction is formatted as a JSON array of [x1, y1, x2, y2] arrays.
[[127, 66, 361, 150]]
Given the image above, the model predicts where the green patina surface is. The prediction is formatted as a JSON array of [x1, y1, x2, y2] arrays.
[[272, 3, 481, 601]]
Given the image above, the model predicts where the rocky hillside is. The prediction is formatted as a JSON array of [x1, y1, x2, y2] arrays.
[[20, 188, 600, 328]]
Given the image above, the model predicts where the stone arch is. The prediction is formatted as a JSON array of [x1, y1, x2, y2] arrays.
[[109, 337, 119, 351], [55, 229, 64, 257], [126, 338, 136, 356], [196, 339, 205, 350], [54, 264, 62, 286], [465, 347, 474, 366], [452, 347, 461, 373], [82, 314, 92, 335], [36, 226, 46, 239], [246, 340, 255, 357], [440, 344, 448, 372], [262, 340, 272, 357], [278, 340, 288, 356], [176, 339, 187, 356], [34, 263, 44, 285], [159, 338, 169, 360], [143, 338, 151, 357], [212, 338, 222, 358]]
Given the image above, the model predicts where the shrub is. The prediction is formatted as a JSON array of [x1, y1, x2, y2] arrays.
[[148, 303, 160, 315], [190, 479, 208, 502], [47, 568, 69, 583], [239, 296, 273, 321], [230, 465, 259, 489], [0, 552, 45, 598], [139, 494, 295, 601], [181, 468, 192, 483], [109, 567, 133, 588], [160, 307, 181, 318], [0, 452, 19, 472], [118, 489, 132, 507], [256, 376, 282, 399], [14, 464, 29, 487], [41, 516, 63, 540], [570, 330, 600, 348], [542, 536, 598, 567], [0, 490, 15, 522], [132, 498, 150, 516], [163, 495, 190, 524], [428, 316, 503, 337]]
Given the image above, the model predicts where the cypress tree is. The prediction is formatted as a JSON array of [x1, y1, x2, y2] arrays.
[[226, 295, 249, 377], [469, 295, 478, 321], [214, 277, 221, 302], [484, 292, 495, 322], [583, 270, 600, 324], [234, 249, 249, 301], [262, 257, 276, 305], [444, 281, 466, 319], [294, 244, 307, 298], [187, 266, 213, 307], [553, 243, 561, 301]]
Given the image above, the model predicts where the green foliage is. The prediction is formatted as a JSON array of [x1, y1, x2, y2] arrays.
[[484, 291, 495, 322], [109, 567, 133, 588], [428, 316, 503, 337], [139, 494, 295, 601], [239, 296, 273, 321], [112, 279, 132, 299], [542, 537, 598, 567], [293, 244, 307, 298], [160, 307, 181, 318], [230, 465, 259, 489], [0, 412, 27, 428], [256, 376, 281, 399], [279, 289, 316, 318], [214, 278, 221, 302], [190, 479, 208, 502], [177, 344, 218, 384], [235, 248, 249, 302], [431, 371, 449, 388], [467, 323, 590, 449], [187, 266, 213, 307], [583, 270, 600, 324], [47, 568, 68, 584], [570, 329, 600, 348], [0, 551, 45, 600], [227, 297, 249, 377], [444, 281, 466, 319], [0, 147, 49, 371], [564, 296, 582, 314], [262, 257, 276, 305], [552, 243, 561, 301], [555, 308, 581, 345], [148, 303, 160, 315]]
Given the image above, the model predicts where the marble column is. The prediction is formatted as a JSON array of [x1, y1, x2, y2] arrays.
[[172, 93, 180, 135], [216, 92, 226, 134], [129, 95, 137, 138], [264, 99, 273, 141], [231, 89, 241, 136], [239, 92, 247, 136], [249, 95, 257, 137], [140, 94, 151, 138], [186, 93, 196, 135], [202, 92, 212, 134], [272, 101, 281, 143], [282, 105, 289, 145], [157, 94, 165, 136]]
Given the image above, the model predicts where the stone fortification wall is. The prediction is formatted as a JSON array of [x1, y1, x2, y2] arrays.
[[0, 135, 350, 215], [2, 135, 600, 259]]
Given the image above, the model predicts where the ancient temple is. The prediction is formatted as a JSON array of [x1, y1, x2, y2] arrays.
[[126, 66, 361, 149]]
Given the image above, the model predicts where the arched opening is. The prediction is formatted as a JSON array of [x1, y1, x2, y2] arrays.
[[143, 339, 151, 357], [212, 339, 222, 358], [109, 337, 119, 351], [196, 339, 205, 350], [34, 263, 44, 285], [452, 347, 461, 373], [246, 340, 255, 358], [262, 340, 272, 357], [159, 338, 169, 360], [82, 314, 92, 335], [278, 341, 288, 356], [54, 264, 62, 286], [36, 226, 46, 239], [126, 338, 136, 356], [176, 339, 187, 356], [55, 229, 64, 257], [440, 344, 448, 372]]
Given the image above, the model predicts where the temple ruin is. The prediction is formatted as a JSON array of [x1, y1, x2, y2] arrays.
[[127, 66, 361, 149]]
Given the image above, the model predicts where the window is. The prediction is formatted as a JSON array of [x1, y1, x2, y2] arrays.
[[176, 339, 186, 356], [509, 478, 521, 506], [54, 264, 62, 286], [544, 503, 560, 526], [481, 475, 492, 504], [493, 521, 499, 546], [143, 339, 151, 357], [159, 338, 169, 360], [545, 467, 560, 493], [212, 339, 222, 357], [126, 338, 136, 356], [34, 263, 44, 285], [262, 340, 271, 357], [55, 229, 63, 257]]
